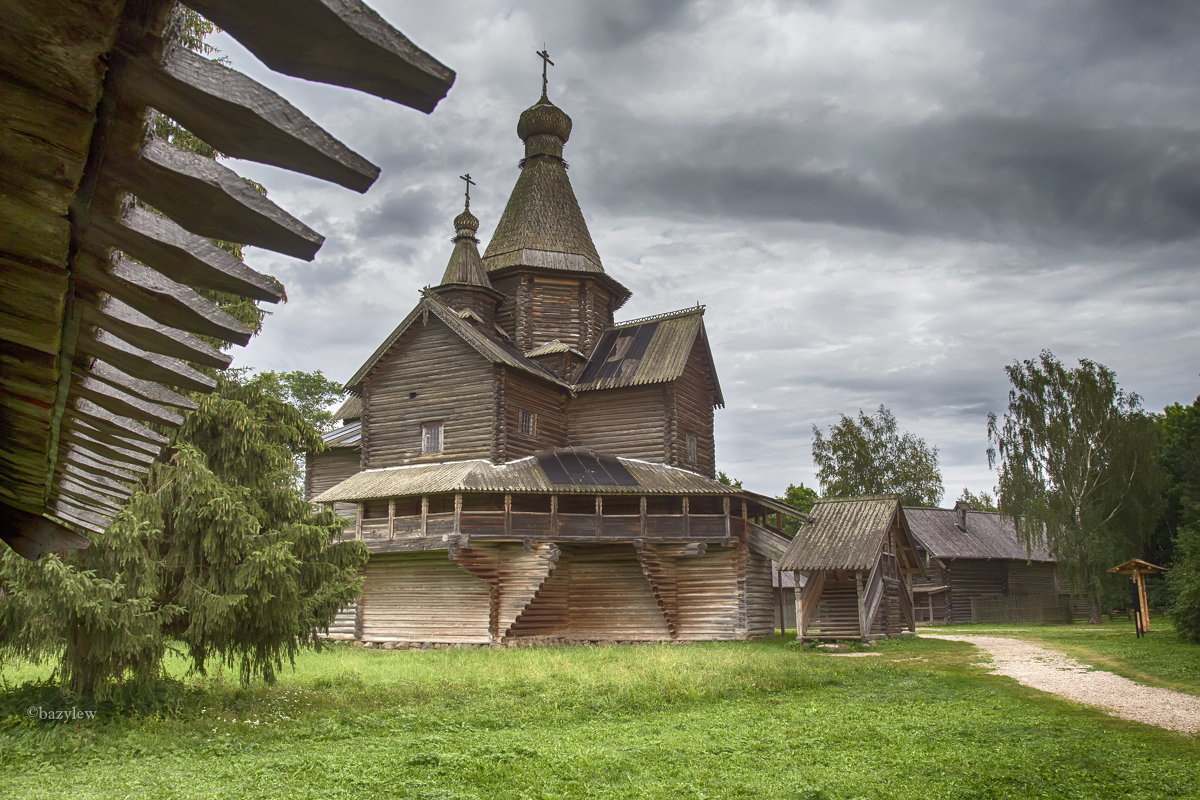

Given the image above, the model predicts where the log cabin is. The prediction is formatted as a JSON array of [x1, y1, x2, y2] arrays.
[[779, 496, 922, 641], [0, 0, 453, 558], [308, 77, 807, 646], [905, 504, 1072, 624]]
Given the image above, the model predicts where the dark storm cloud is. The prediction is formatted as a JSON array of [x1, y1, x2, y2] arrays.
[[355, 187, 441, 240]]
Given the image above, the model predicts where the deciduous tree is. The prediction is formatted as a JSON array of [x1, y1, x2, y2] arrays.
[[956, 487, 998, 512], [811, 405, 943, 507], [987, 351, 1162, 622]]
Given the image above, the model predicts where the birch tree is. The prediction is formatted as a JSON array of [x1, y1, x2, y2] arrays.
[[987, 351, 1162, 622]]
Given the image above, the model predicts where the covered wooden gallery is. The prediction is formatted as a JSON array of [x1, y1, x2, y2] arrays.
[[308, 75, 807, 646], [779, 496, 923, 640], [905, 504, 1071, 624], [0, 0, 452, 558]]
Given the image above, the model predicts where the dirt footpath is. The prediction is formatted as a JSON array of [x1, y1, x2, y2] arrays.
[[922, 634, 1200, 734]]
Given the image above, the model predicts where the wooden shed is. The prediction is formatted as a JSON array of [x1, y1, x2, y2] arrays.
[[307, 76, 808, 646], [0, 0, 453, 558], [779, 496, 922, 641], [905, 504, 1071, 624]]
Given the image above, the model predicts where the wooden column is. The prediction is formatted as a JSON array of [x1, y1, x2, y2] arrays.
[[355, 502, 363, 540], [504, 493, 512, 537], [1136, 568, 1151, 632], [682, 496, 690, 538], [550, 494, 558, 536], [639, 496, 647, 539], [855, 571, 867, 640], [723, 496, 731, 538], [595, 495, 603, 537], [387, 498, 395, 539], [453, 493, 462, 535], [420, 495, 428, 537], [776, 563, 786, 637]]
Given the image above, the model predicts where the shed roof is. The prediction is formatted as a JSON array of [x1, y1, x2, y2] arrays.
[[322, 420, 361, 449], [331, 395, 362, 423], [903, 507, 1054, 562], [313, 450, 733, 502], [573, 307, 724, 405], [779, 495, 903, 571], [344, 291, 569, 392]]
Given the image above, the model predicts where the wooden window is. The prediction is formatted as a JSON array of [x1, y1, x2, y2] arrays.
[[519, 408, 537, 437], [686, 433, 697, 464], [421, 421, 443, 454]]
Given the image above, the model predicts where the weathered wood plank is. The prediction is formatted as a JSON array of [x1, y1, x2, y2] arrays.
[[78, 322, 221, 412], [91, 204, 282, 302], [0, 501, 91, 561], [70, 398, 169, 447], [79, 255, 252, 345], [120, 138, 324, 260], [83, 297, 230, 370], [65, 425, 157, 466], [88, 358, 198, 411], [128, 42, 379, 192], [185, 0, 455, 112], [75, 373, 184, 427]]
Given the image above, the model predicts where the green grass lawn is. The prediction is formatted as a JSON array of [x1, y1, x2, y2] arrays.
[[935, 618, 1200, 695], [1, 634, 1196, 800]]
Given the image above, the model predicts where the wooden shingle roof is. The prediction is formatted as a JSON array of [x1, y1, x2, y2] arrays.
[[779, 495, 903, 571], [904, 507, 1054, 562], [573, 307, 724, 405]]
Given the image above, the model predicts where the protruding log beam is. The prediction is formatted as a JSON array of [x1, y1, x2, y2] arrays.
[[84, 298, 230, 370], [127, 43, 379, 192], [91, 205, 283, 302], [0, 502, 91, 561], [52, 500, 112, 535], [59, 480, 125, 513], [65, 425, 158, 466], [88, 359, 197, 411], [78, 329, 218, 395], [121, 138, 323, 260], [64, 447, 145, 483], [76, 374, 183, 428], [79, 256, 252, 345], [185, 0, 455, 112], [71, 398, 169, 447], [60, 463, 130, 499]]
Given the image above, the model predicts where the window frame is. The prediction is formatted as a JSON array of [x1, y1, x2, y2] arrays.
[[421, 421, 444, 454], [519, 408, 537, 437]]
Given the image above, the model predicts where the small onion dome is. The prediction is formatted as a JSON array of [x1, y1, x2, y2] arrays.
[[518, 94, 572, 159], [454, 207, 480, 239]]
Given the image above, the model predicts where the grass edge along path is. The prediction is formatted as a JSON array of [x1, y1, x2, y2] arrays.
[[0, 636, 1197, 800]]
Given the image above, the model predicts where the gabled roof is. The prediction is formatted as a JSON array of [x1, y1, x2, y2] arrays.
[[779, 495, 908, 572], [344, 291, 570, 392], [573, 307, 724, 405], [903, 507, 1054, 562], [313, 449, 734, 502]]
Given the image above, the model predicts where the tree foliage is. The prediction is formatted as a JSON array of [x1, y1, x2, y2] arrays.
[[1159, 397, 1200, 640], [716, 472, 743, 490], [775, 483, 818, 535], [956, 487, 998, 512], [250, 370, 344, 432], [811, 405, 943, 507], [987, 351, 1162, 622]]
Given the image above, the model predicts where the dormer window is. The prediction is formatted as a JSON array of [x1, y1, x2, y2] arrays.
[[421, 421, 443, 454], [519, 409, 537, 437]]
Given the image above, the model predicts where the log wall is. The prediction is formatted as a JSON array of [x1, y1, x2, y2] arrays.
[[567, 386, 667, 462], [359, 552, 492, 643], [744, 549, 775, 637], [808, 576, 862, 639], [502, 369, 569, 460], [944, 560, 1006, 623], [492, 273, 614, 353], [667, 341, 717, 477], [361, 320, 495, 468], [305, 448, 361, 518]]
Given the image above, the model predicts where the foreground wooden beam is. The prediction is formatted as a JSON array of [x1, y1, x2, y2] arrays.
[[0, 502, 91, 560]]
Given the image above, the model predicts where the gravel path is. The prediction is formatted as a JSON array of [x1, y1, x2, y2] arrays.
[[923, 634, 1200, 734]]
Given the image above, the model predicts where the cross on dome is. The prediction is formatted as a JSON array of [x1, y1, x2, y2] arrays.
[[536, 47, 554, 98]]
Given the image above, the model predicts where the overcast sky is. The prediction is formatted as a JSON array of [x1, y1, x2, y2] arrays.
[[214, 0, 1200, 502]]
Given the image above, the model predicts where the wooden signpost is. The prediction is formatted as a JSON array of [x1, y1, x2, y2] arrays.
[[1107, 558, 1167, 636]]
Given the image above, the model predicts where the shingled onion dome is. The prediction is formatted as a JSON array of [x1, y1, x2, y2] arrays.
[[433, 198, 504, 325], [517, 91, 573, 159]]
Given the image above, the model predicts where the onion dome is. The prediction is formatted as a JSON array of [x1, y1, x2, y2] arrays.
[[517, 93, 573, 158], [453, 207, 480, 240]]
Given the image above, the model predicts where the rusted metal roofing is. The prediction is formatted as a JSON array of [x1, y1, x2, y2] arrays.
[[573, 307, 724, 405], [345, 291, 569, 392], [313, 450, 734, 502], [779, 495, 901, 572], [322, 420, 361, 449], [904, 507, 1054, 562]]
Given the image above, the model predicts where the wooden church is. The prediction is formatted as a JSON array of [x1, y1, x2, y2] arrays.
[[307, 66, 803, 647]]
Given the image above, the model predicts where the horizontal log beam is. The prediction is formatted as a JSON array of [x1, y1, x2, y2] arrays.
[[84, 297, 230, 370], [127, 42, 378, 192], [79, 256, 252, 345], [185, 0, 455, 112], [52, 500, 112, 535], [78, 328, 218, 395], [71, 398, 168, 447], [92, 204, 282, 302], [121, 138, 323, 260], [64, 426, 157, 466], [75, 373, 183, 428], [87, 359, 197, 411], [64, 446, 145, 482]]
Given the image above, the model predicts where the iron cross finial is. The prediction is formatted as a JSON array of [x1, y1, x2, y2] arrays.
[[459, 173, 476, 209], [537, 47, 554, 97]]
